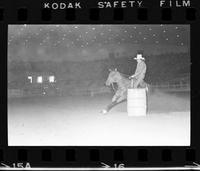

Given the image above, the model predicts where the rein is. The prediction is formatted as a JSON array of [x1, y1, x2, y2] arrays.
[[111, 83, 116, 92], [119, 72, 130, 78]]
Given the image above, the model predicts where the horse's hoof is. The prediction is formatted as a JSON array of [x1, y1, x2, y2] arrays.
[[101, 109, 108, 114]]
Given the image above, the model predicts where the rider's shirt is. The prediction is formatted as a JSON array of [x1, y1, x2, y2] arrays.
[[134, 60, 146, 79]]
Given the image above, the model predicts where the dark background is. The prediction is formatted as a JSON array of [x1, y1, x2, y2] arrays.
[[8, 52, 190, 89]]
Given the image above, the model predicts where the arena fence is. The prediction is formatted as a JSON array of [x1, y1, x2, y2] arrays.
[[8, 81, 190, 98], [151, 83, 190, 92]]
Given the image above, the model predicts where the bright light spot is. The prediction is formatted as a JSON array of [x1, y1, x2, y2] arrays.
[[28, 76, 33, 83], [49, 76, 55, 83], [37, 76, 43, 83]]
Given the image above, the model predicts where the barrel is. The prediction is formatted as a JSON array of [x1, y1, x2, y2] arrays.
[[127, 88, 147, 116]]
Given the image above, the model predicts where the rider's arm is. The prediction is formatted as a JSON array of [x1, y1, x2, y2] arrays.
[[131, 62, 146, 78]]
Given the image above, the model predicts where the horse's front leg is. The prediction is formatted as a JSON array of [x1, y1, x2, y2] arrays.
[[112, 93, 118, 103], [101, 94, 118, 114], [101, 92, 126, 114], [101, 101, 118, 114], [116, 94, 126, 103]]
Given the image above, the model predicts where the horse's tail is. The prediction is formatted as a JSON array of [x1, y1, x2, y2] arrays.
[[146, 84, 149, 92], [145, 83, 151, 93], [146, 83, 155, 94]]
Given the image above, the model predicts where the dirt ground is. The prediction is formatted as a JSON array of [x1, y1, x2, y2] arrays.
[[8, 90, 190, 146]]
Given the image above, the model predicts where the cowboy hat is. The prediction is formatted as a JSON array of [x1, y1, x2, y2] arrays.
[[134, 54, 145, 60]]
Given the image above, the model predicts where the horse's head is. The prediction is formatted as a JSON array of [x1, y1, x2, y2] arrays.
[[105, 68, 121, 86]]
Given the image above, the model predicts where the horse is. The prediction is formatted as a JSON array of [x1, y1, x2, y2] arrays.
[[101, 68, 149, 114]]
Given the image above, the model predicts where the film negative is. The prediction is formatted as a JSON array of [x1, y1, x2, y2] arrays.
[[0, 0, 200, 170]]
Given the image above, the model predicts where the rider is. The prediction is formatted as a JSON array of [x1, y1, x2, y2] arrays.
[[129, 53, 147, 88]]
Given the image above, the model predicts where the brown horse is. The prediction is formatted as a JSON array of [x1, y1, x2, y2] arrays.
[[101, 68, 148, 114]]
